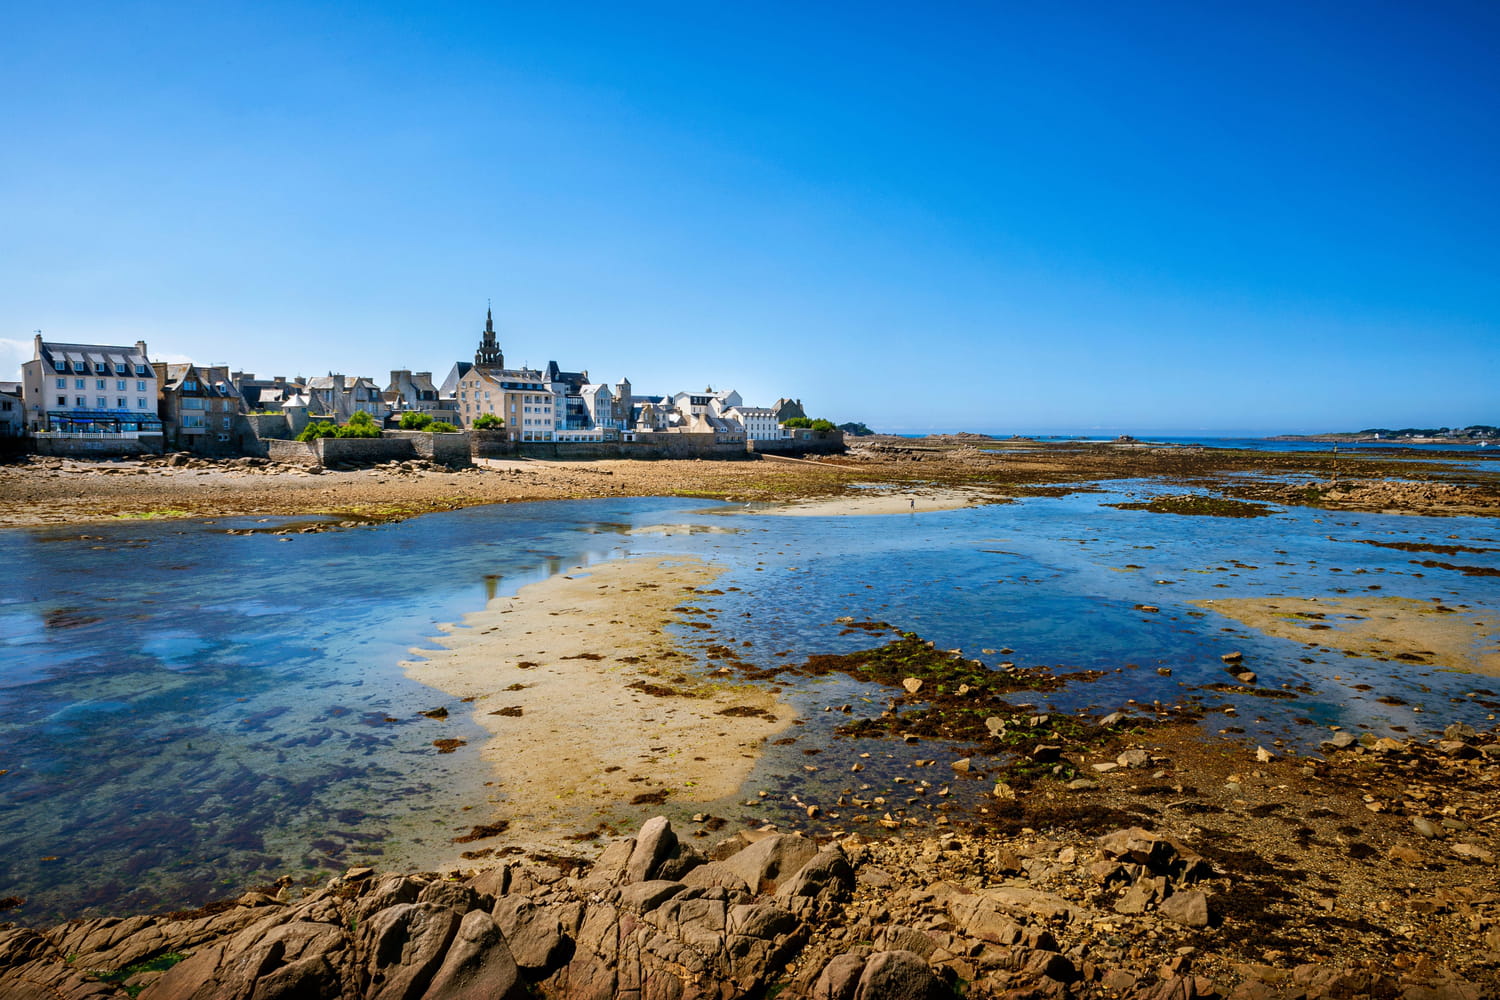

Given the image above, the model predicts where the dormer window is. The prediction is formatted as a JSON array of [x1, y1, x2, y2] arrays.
[[73, 361, 85, 373], [135, 364, 147, 375], [53, 360, 65, 372], [184, 380, 197, 391], [115, 363, 127, 374]]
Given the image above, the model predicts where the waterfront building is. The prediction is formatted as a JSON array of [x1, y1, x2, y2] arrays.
[[19, 335, 163, 439], [155, 362, 245, 454], [456, 366, 555, 439], [304, 374, 390, 423], [726, 405, 783, 441], [0, 382, 22, 438]]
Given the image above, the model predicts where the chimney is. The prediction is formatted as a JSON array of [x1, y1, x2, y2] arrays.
[[135, 340, 148, 359]]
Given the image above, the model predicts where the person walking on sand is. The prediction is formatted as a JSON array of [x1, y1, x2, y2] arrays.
[[909, 498, 915, 511]]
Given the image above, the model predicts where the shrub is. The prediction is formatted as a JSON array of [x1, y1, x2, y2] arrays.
[[810, 418, 837, 433], [472, 413, 504, 430], [296, 421, 337, 442], [429, 421, 459, 433], [399, 411, 433, 430], [782, 416, 813, 429]]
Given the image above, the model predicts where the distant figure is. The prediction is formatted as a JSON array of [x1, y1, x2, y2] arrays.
[[909, 498, 915, 510]]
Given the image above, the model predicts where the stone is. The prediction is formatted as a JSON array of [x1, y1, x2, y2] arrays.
[[718, 832, 819, 893], [619, 880, 688, 914], [423, 910, 524, 1000], [626, 815, 678, 883], [1412, 817, 1441, 839], [813, 951, 871, 1000], [1160, 890, 1211, 928], [854, 950, 944, 1000], [902, 678, 923, 694], [1117, 748, 1151, 768], [490, 897, 568, 973], [776, 849, 856, 920], [361, 902, 463, 1000]]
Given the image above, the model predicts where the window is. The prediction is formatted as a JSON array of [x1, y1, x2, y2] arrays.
[[97, 396, 107, 408], [136, 381, 146, 392], [137, 398, 146, 408], [96, 379, 106, 390], [184, 380, 197, 391], [183, 415, 206, 428], [116, 380, 126, 391], [183, 398, 204, 409], [73, 361, 85, 373], [54, 360, 65, 372], [222, 417, 231, 429], [56, 378, 65, 389], [75, 396, 85, 406], [75, 379, 84, 389], [115, 363, 127, 374], [135, 364, 147, 375], [57, 395, 67, 406], [117, 398, 126, 408]]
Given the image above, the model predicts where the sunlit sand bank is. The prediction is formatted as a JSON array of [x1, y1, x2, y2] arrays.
[[403, 555, 793, 851], [1195, 595, 1500, 677]]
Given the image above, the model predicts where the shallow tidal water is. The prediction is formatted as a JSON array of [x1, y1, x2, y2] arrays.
[[1, 488, 1496, 922]]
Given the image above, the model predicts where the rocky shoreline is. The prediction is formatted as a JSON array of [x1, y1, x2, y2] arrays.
[[4, 721, 1496, 999], [1, 435, 1496, 528]]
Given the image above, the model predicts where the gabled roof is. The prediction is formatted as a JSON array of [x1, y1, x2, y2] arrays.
[[38, 341, 150, 372]]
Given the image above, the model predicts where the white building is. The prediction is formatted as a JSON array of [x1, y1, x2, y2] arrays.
[[19, 335, 163, 438]]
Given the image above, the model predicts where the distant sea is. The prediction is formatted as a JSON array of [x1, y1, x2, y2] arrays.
[[900, 433, 1498, 454]]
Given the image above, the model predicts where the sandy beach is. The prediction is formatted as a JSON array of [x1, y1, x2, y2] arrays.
[[402, 555, 793, 850], [1195, 594, 1500, 676]]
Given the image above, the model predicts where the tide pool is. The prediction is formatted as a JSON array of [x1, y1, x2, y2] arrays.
[[1, 489, 1495, 922]]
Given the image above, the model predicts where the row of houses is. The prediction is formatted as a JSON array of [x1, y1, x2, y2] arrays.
[[2, 313, 813, 454]]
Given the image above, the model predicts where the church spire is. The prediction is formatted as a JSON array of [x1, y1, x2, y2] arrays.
[[475, 302, 503, 368]]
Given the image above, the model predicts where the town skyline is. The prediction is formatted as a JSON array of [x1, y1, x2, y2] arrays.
[[3, 2, 1496, 434]]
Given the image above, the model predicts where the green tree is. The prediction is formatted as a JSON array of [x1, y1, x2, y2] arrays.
[[810, 418, 837, 433], [399, 410, 433, 430], [782, 416, 813, 429], [472, 413, 504, 430], [336, 411, 382, 438], [429, 420, 459, 433]]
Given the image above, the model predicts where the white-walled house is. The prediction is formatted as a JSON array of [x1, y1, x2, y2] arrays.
[[20, 335, 163, 437]]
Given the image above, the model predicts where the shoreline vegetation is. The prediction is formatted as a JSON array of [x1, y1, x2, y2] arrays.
[[2, 436, 1498, 998]]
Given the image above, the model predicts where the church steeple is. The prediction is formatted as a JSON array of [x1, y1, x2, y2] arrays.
[[475, 301, 503, 368]]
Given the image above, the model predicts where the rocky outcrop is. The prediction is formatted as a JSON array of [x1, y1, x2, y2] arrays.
[[2, 795, 1495, 999]]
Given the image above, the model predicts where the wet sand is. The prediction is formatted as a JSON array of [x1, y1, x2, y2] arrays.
[[756, 487, 985, 516], [1195, 595, 1500, 676], [402, 555, 793, 850]]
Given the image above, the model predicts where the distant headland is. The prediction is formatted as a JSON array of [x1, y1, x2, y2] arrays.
[[1270, 424, 1497, 445]]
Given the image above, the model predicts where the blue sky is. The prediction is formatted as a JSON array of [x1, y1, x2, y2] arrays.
[[2, 1, 1495, 434]]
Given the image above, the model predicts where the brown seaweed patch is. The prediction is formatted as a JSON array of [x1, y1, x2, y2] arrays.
[[1107, 495, 1274, 518], [453, 821, 510, 843]]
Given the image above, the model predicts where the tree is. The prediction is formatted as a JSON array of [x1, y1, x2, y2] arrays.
[[429, 420, 459, 433], [783, 416, 813, 429], [399, 410, 433, 430], [337, 411, 382, 438], [472, 413, 504, 430], [810, 418, 837, 433]]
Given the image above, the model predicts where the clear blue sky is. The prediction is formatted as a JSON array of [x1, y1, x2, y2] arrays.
[[2, 1, 1496, 434]]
